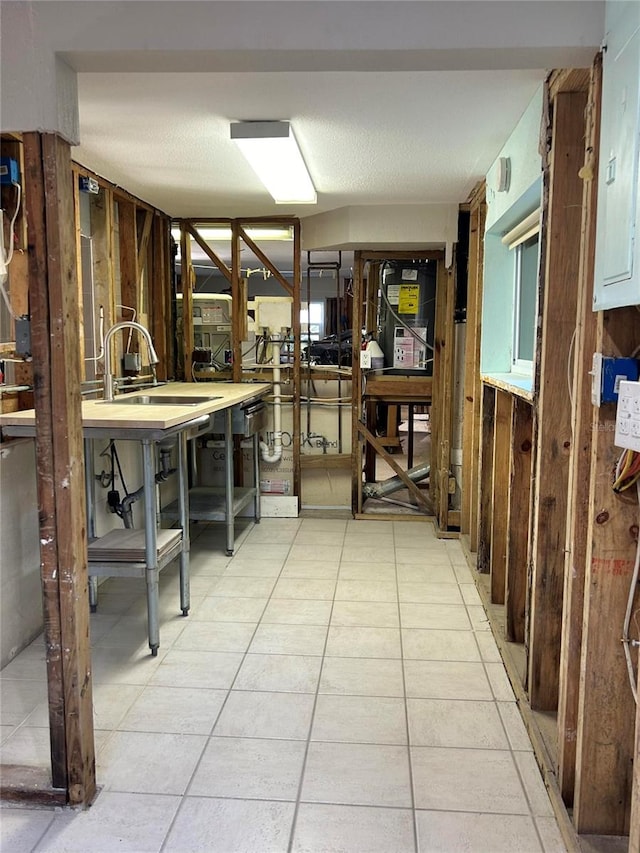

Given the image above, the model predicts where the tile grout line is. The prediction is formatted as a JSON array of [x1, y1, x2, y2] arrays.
[[393, 521, 420, 853], [158, 517, 301, 853], [285, 521, 347, 853]]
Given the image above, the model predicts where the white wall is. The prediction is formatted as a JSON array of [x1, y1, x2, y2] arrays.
[[0, 440, 42, 667]]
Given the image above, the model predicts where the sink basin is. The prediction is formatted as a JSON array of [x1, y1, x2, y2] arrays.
[[101, 395, 223, 406]]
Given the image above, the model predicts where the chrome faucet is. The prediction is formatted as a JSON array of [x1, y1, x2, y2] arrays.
[[102, 321, 160, 401]]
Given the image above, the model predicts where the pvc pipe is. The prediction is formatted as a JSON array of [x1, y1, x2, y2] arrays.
[[260, 337, 283, 463]]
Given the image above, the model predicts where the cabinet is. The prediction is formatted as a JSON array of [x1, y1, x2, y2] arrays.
[[593, 1, 640, 310]]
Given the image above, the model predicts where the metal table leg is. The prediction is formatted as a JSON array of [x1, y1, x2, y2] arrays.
[[142, 439, 160, 656], [177, 429, 190, 615], [84, 438, 99, 612], [225, 407, 235, 556], [253, 431, 261, 523]]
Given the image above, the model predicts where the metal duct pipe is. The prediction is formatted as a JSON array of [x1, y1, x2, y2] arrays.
[[362, 463, 430, 499]]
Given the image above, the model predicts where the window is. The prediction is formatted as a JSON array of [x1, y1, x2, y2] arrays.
[[300, 301, 324, 341], [502, 208, 541, 372]]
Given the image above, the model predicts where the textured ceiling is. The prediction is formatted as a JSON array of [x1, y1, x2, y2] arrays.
[[75, 68, 544, 221]]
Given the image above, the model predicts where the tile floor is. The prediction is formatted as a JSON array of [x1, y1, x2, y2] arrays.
[[0, 517, 568, 852]]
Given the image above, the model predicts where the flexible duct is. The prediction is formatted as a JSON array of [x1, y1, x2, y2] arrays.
[[260, 336, 283, 463], [362, 463, 430, 499]]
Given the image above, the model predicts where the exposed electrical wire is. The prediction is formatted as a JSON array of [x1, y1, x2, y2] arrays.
[[0, 181, 22, 321]]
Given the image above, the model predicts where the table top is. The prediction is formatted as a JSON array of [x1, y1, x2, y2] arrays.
[[0, 381, 271, 437]]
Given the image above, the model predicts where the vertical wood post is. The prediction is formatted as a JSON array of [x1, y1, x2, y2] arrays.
[[461, 191, 486, 549], [505, 398, 533, 643], [477, 383, 495, 573], [557, 55, 601, 804], [351, 252, 364, 515], [292, 219, 302, 506], [527, 91, 586, 710], [23, 132, 96, 805], [180, 224, 193, 382], [490, 390, 511, 603], [573, 306, 639, 835]]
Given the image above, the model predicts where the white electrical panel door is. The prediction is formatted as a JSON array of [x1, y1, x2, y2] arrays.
[[593, 2, 640, 310]]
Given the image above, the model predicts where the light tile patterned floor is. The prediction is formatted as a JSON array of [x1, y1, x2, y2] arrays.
[[0, 517, 568, 852]]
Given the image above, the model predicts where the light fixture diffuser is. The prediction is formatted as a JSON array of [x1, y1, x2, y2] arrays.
[[231, 120, 317, 205]]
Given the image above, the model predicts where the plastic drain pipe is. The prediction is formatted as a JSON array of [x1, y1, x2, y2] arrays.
[[362, 462, 430, 499], [260, 335, 283, 463]]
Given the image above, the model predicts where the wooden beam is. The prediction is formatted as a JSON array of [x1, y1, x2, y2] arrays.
[[573, 310, 639, 835], [477, 383, 495, 573], [231, 221, 242, 383], [292, 219, 302, 507], [301, 454, 352, 469], [180, 224, 193, 382], [557, 53, 601, 805], [435, 261, 455, 533], [22, 132, 96, 805], [136, 209, 153, 276], [356, 421, 430, 510], [238, 226, 293, 296], [362, 375, 432, 402], [505, 397, 533, 643], [527, 90, 587, 710], [185, 222, 232, 284], [351, 252, 365, 515], [149, 217, 170, 381], [490, 390, 511, 604], [461, 195, 485, 539]]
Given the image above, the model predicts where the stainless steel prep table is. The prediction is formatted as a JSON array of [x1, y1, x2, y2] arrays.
[[0, 382, 270, 655]]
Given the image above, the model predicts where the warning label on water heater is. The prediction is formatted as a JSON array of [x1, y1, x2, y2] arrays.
[[398, 285, 420, 314], [393, 326, 427, 369]]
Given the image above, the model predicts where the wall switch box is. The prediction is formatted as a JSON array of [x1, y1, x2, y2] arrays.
[[0, 157, 19, 185], [615, 380, 640, 451], [15, 315, 31, 357], [79, 176, 99, 194], [591, 353, 639, 405], [122, 352, 141, 372]]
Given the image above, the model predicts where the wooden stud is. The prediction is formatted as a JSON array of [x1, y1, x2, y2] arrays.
[[477, 383, 495, 573], [505, 398, 533, 642], [238, 226, 293, 296], [490, 390, 511, 604], [230, 221, 242, 382], [351, 252, 364, 515], [185, 222, 232, 284], [292, 219, 302, 506], [356, 421, 430, 511], [527, 91, 586, 710], [180, 224, 193, 382], [557, 54, 601, 805], [435, 261, 455, 533], [631, 664, 640, 852], [22, 132, 96, 805]]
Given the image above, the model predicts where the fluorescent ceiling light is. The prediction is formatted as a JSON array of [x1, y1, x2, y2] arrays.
[[171, 226, 293, 243], [230, 121, 317, 205]]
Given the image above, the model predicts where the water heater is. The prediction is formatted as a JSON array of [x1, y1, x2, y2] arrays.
[[378, 260, 437, 375]]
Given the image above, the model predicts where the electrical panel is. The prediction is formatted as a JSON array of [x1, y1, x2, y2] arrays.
[[592, 2, 640, 310], [614, 380, 640, 450]]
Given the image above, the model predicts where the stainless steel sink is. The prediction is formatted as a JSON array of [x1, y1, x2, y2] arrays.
[[100, 395, 223, 406]]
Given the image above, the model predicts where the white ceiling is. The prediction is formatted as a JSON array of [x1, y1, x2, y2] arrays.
[[75, 68, 544, 220]]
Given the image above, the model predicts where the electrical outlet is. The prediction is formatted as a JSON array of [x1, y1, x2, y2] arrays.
[[615, 380, 640, 451], [360, 350, 371, 369]]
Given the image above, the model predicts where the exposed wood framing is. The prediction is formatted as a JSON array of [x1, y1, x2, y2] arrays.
[[292, 220, 302, 504], [21, 132, 95, 805], [477, 383, 495, 573], [505, 398, 533, 643], [180, 224, 194, 382], [573, 310, 639, 835], [461, 186, 486, 549], [351, 251, 365, 514], [356, 421, 430, 510], [239, 226, 293, 297], [185, 223, 231, 284], [433, 259, 456, 533], [631, 665, 640, 852], [149, 216, 172, 382], [490, 390, 511, 604], [557, 54, 602, 805], [527, 90, 586, 710]]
